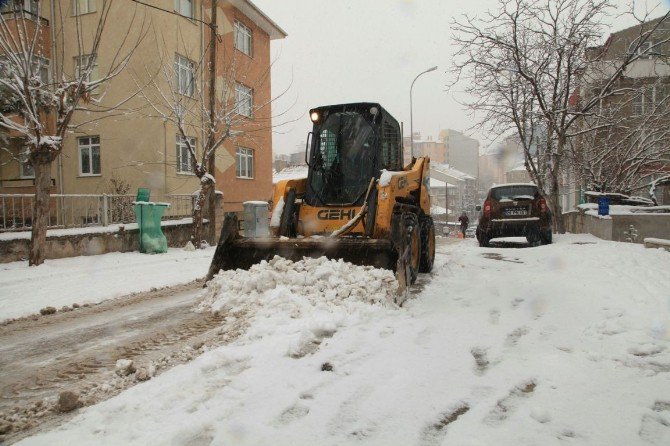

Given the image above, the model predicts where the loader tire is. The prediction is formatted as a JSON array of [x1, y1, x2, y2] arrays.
[[279, 188, 297, 237], [405, 213, 421, 284], [419, 216, 435, 273]]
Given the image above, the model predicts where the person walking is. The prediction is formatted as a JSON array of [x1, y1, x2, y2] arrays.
[[458, 211, 469, 238]]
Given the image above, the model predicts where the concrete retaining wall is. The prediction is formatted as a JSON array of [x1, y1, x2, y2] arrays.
[[0, 221, 206, 263], [0, 194, 229, 263], [563, 210, 670, 243]]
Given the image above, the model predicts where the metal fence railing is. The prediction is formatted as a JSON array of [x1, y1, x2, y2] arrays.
[[0, 194, 194, 231]]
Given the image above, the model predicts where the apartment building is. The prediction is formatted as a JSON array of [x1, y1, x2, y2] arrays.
[[402, 133, 446, 165], [575, 16, 670, 204], [438, 129, 479, 179], [0, 0, 286, 212]]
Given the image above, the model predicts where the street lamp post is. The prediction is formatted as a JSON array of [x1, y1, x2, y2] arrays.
[[409, 66, 438, 158]]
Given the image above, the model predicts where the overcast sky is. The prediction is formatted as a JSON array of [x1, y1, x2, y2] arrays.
[[252, 0, 670, 155]]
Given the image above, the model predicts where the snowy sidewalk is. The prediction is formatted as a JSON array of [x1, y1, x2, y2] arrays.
[[0, 247, 215, 322]]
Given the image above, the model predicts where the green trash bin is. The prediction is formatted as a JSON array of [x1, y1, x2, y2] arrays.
[[136, 187, 150, 202], [133, 196, 169, 254]]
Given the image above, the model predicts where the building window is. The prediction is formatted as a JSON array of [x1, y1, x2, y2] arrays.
[[235, 83, 252, 117], [175, 54, 195, 97], [234, 20, 252, 57], [655, 84, 668, 105], [20, 161, 34, 178], [1, 0, 39, 15], [79, 136, 101, 176], [236, 147, 253, 179], [629, 40, 654, 59], [176, 134, 195, 174], [75, 54, 98, 84], [73, 0, 95, 15], [19, 149, 34, 178], [633, 85, 667, 116], [173, 0, 192, 18]]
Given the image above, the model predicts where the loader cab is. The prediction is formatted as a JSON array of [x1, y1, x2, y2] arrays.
[[305, 103, 402, 207]]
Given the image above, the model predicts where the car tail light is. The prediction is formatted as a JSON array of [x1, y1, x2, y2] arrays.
[[484, 200, 491, 217], [539, 197, 547, 212]]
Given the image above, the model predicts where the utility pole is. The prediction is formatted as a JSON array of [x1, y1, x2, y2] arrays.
[[207, 0, 218, 243]]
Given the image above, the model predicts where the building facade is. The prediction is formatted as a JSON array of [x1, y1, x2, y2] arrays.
[[575, 16, 670, 205], [0, 0, 286, 212], [439, 129, 479, 179]]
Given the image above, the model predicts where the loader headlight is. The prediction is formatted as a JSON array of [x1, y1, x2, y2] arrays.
[[310, 111, 319, 123]]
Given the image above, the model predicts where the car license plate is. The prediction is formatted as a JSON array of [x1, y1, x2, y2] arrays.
[[503, 207, 528, 217]]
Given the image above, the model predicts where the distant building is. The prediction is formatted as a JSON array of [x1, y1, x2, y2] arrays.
[[478, 135, 526, 196], [505, 163, 533, 183], [431, 163, 477, 222], [272, 165, 308, 184], [402, 133, 446, 165], [574, 16, 670, 205], [439, 129, 480, 179]]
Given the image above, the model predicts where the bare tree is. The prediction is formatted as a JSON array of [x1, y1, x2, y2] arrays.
[[139, 26, 288, 246], [573, 79, 670, 195], [451, 0, 669, 232], [569, 16, 670, 198], [0, 0, 147, 265]]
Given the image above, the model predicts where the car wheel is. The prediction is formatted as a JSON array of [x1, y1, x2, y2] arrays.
[[419, 216, 435, 273], [540, 229, 553, 245], [526, 230, 541, 247], [478, 232, 490, 247]]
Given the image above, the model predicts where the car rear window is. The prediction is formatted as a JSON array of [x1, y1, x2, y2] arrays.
[[490, 185, 538, 201]]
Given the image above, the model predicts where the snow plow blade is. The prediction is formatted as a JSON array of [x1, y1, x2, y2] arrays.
[[206, 213, 397, 281]]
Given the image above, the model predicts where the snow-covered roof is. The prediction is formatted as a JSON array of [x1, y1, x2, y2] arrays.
[[490, 182, 537, 188], [429, 178, 457, 188], [509, 163, 528, 172], [431, 163, 475, 181], [229, 0, 287, 40], [273, 166, 308, 184]]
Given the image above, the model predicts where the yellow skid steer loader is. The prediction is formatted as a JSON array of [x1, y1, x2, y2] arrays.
[[207, 103, 435, 302]]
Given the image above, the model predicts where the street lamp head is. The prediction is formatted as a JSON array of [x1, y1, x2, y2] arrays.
[[409, 65, 439, 159]]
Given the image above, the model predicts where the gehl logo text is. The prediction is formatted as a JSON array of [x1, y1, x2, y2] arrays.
[[317, 209, 356, 220]]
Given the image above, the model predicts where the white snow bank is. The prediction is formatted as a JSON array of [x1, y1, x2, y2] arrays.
[[0, 247, 215, 322]]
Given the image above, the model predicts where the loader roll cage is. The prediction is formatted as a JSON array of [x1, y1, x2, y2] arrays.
[[305, 103, 403, 207]]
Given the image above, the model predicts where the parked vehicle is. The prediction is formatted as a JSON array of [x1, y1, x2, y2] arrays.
[[465, 226, 476, 238], [475, 183, 552, 247]]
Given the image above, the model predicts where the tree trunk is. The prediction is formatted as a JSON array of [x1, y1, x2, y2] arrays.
[[29, 159, 53, 266], [548, 169, 565, 234], [192, 180, 213, 247], [207, 187, 217, 245]]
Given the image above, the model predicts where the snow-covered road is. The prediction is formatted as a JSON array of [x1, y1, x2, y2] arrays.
[[14, 235, 670, 445]]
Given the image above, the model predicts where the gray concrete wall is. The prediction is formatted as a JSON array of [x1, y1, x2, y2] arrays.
[[610, 214, 670, 243], [583, 214, 613, 240], [0, 222, 207, 263], [563, 209, 670, 243]]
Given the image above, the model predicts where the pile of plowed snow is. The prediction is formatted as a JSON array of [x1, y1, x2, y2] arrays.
[[199, 256, 398, 312], [197, 256, 399, 356]]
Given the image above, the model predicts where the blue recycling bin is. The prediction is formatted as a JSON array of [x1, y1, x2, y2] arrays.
[[598, 197, 610, 216]]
